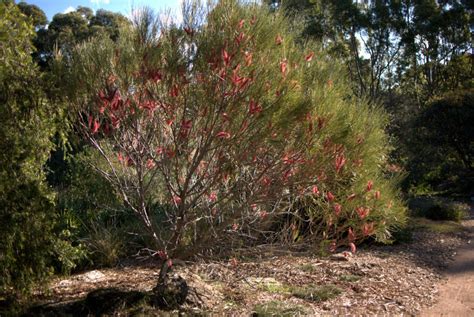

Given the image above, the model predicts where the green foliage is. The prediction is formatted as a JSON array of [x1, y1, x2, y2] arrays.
[[409, 217, 466, 234], [252, 300, 307, 316], [57, 149, 145, 268], [17, 1, 47, 28], [0, 1, 78, 296], [406, 89, 474, 194], [339, 274, 361, 282], [33, 6, 129, 66], [290, 284, 341, 302], [55, 0, 405, 258], [410, 196, 470, 222]]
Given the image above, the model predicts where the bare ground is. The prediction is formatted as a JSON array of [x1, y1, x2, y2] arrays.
[[24, 219, 471, 316], [420, 203, 474, 317]]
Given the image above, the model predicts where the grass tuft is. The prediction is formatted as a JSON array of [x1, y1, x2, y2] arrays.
[[252, 300, 306, 316], [290, 284, 341, 302], [339, 274, 361, 282]]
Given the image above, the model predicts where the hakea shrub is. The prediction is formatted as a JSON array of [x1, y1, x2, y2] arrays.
[[57, 0, 405, 258]]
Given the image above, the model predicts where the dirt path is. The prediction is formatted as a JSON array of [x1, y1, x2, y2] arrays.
[[421, 203, 474, 317]]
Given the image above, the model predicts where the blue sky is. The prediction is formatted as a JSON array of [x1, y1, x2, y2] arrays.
[[21, 0, 182, 21]]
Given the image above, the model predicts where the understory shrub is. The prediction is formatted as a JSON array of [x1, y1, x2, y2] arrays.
[[56, 0, 406, 260], [58, 149, 153, 268], [409, 196, 469, 222], [406, 89, 474, 195]]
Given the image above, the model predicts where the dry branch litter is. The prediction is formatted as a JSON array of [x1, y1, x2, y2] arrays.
[[35, 229, 466, 316]]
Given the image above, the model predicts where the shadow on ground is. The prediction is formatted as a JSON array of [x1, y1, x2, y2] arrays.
[[23, 288, 150, 317]]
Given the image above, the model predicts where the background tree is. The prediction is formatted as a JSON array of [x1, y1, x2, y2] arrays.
[[0, 1, 79, 297], [268, 0, 472, 195], [27, 5, 130, 67], [405, 89, 474, 194]]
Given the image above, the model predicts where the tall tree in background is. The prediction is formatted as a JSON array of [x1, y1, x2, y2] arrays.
[[0, 1, 71, 296], [17, 2, 130, 67], [268, 0, 472, 104]]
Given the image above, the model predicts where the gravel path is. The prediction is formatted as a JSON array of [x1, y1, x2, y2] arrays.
[[421, 203, 474, 317]]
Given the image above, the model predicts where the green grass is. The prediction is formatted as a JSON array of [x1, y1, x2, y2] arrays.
[[299, 263, 318, 273], [290, 284, 341, 302], [339, 274, 361, 282], [259, 280, 290, 294], [258, 279, 342, 303], [252, 300, 306, 316], [410, 217, 466, 234]]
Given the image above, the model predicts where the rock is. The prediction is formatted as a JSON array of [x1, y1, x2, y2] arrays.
[[58, 280, 73, 287], [82, 270, 105, 282], [330, 252, 353, 261]]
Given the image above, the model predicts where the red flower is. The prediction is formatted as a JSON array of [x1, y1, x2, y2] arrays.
[[156, 250, 168, 259], [280, 59, 288, 76], [222, 112, 230, 122], [230, 257, 239, 266], [146, 159, 156, 169], [251, 15, 256, 25], [363, 222, 374, 236], [231, 68, 244, 86], [305, 52, 314, 62], [275, 34, 283, 45], [244, 51, 252, 66], [208, 191, 218, 202], [235, 32, 245, 45], [172, 195, 181, 205], [374, 190, 381, 200], [88, 115, 93, 129], [238, 19, 245, 29], [335, 154, 346, 173], [249, 99, 262, 115], [329, 241, 337, 253], [180, 119, 192, 137], [156, 147, 164, 155], [356, 207, 369, 219], [349, 242, 357, 254], [216, 131, 231, 139], [98, 89, 106, 100], [149, 70, 162, 82], [347, 193, 356, 201], [183, 26, 193, 36], [333, 203, 342, 216], [166, 148, 175, 158], [92, 119, 100, 134], [326, 191, 335, 202], [348, 227, 355, 242], [262, 176, 271, 186], [170, 84, 179, 98], [312, 185, 319, 195], [222, 49, 231, 66], [366, 180, 373, 191]]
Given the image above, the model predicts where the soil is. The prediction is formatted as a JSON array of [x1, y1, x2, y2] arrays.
[[420, 203, 474, 317], [21, 216, 473, 316]]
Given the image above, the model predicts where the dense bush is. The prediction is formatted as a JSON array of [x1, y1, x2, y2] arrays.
[[406, 89, 474, 195], [0, 2, 79, 296], [58, 149, 157, 267], [56, 0, 405, 259], [409, 196, 470, 222]]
